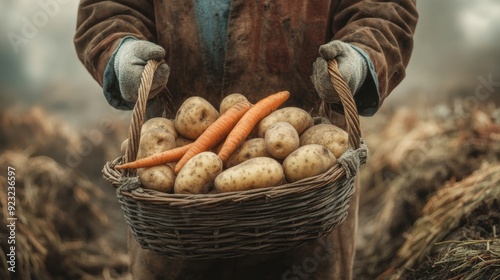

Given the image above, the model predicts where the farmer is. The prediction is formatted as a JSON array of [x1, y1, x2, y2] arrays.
[[75, 1, 417, 279]]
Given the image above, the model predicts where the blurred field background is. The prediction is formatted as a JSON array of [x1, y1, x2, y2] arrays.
[[1, 1, 500, 279]]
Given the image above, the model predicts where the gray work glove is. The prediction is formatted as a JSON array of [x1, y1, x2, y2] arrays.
[[311, 40, 367, 103], [114, 39, 170, 102]]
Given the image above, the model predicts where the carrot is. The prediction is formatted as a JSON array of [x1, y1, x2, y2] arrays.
[[173, 101, 253, 174], [218, 91, 290, 161], [114, 143, 194, 170]]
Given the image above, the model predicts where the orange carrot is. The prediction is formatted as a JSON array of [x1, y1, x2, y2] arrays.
[[115, 143, 194, 170], [218, 91, 290, 161], [174, 101, 253, 174]]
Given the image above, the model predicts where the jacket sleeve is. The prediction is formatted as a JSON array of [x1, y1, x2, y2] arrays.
[[331, 0, 418, 116], [74, 0, 157, 108]]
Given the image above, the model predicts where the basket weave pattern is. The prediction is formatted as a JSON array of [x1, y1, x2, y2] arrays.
[[102, 59, 368, 259]]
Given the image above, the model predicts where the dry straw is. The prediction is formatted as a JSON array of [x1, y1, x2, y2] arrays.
[[0, 150, 128, 280], [378, 163, 500, 279]]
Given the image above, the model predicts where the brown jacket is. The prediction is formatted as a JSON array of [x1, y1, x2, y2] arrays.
[[74, 1, 417, 279], [75, 0, 417, 116]]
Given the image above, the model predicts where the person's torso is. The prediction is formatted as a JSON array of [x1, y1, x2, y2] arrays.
[[155, 0, 336, 113]]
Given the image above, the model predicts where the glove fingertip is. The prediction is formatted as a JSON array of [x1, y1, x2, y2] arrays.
[[154, 63, 170, 83], [318, 44, 335, 60], [319, 40, 350, 60], [133, 41, 166, 60], [149, 47, 166, 61], [159, 63, 170, 76]]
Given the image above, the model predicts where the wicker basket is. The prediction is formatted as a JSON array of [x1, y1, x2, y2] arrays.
[[102, 59, 368, 260]]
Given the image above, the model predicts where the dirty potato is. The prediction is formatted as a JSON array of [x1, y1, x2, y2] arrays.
[[142, 117, 178, 138], [224, 138, 272, 168], [136, 130, 177, 160], [139, 165, 175, 193], [299, 124, 349, 158], [174, 97, 220, 140], [219, 93, 250, 115], [174, 152, 223, 194], [257, 107, 313, 137], [214, 157, 284, 193], [264, 122, 300, 159], [175, 136, 194, 147], [120, 138, 129, 155], [283, 144, 337, 182], [135, 130, 177, 176]]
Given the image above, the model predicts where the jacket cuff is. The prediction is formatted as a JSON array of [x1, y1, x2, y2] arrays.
[[102, 36, 138, 110], [331, 45, 380, 117]]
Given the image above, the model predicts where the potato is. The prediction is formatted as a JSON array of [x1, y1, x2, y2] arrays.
[[174, 97, 219, 139], [214, 157, 284, 193], [174, 152, 223, 194], [139, 165, 175, 193], [283, 144, 337, 182], [166, 162, 176, 170], [264, 122, 300, 159], [142, 117, 177, 138], [299, 124, 349, 158], [224, 138, 272, 168], [135, 130, 176, 176], [120, 138, 129, 155], [175, 136, 194, 147], [257, 107, 313, 137], [137, 130, 177, 160], [219, 93, 249, 114]]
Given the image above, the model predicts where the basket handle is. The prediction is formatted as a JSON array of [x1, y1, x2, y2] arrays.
[[123, 60, 165, 176], [322, 60, 362, 149]]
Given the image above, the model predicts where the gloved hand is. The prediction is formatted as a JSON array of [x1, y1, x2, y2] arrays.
[[114, 38, 170, 102], [311, 40, 367, 103]]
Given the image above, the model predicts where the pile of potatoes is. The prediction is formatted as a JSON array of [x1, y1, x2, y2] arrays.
[[121, 94, 349, 195]]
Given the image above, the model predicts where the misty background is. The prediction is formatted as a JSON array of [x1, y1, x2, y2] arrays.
[[1, 2, 499, 279], [1, 0, 499, 128]]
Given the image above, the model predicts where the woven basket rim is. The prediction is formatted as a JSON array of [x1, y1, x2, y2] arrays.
[[110, 158, 344, 202], [103, 137, 368, 205]]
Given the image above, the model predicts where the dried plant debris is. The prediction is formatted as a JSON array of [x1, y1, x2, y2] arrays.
[[355, 102, 500, 280], [381, 163, 500, 279], [0, 151, 128, 280]]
